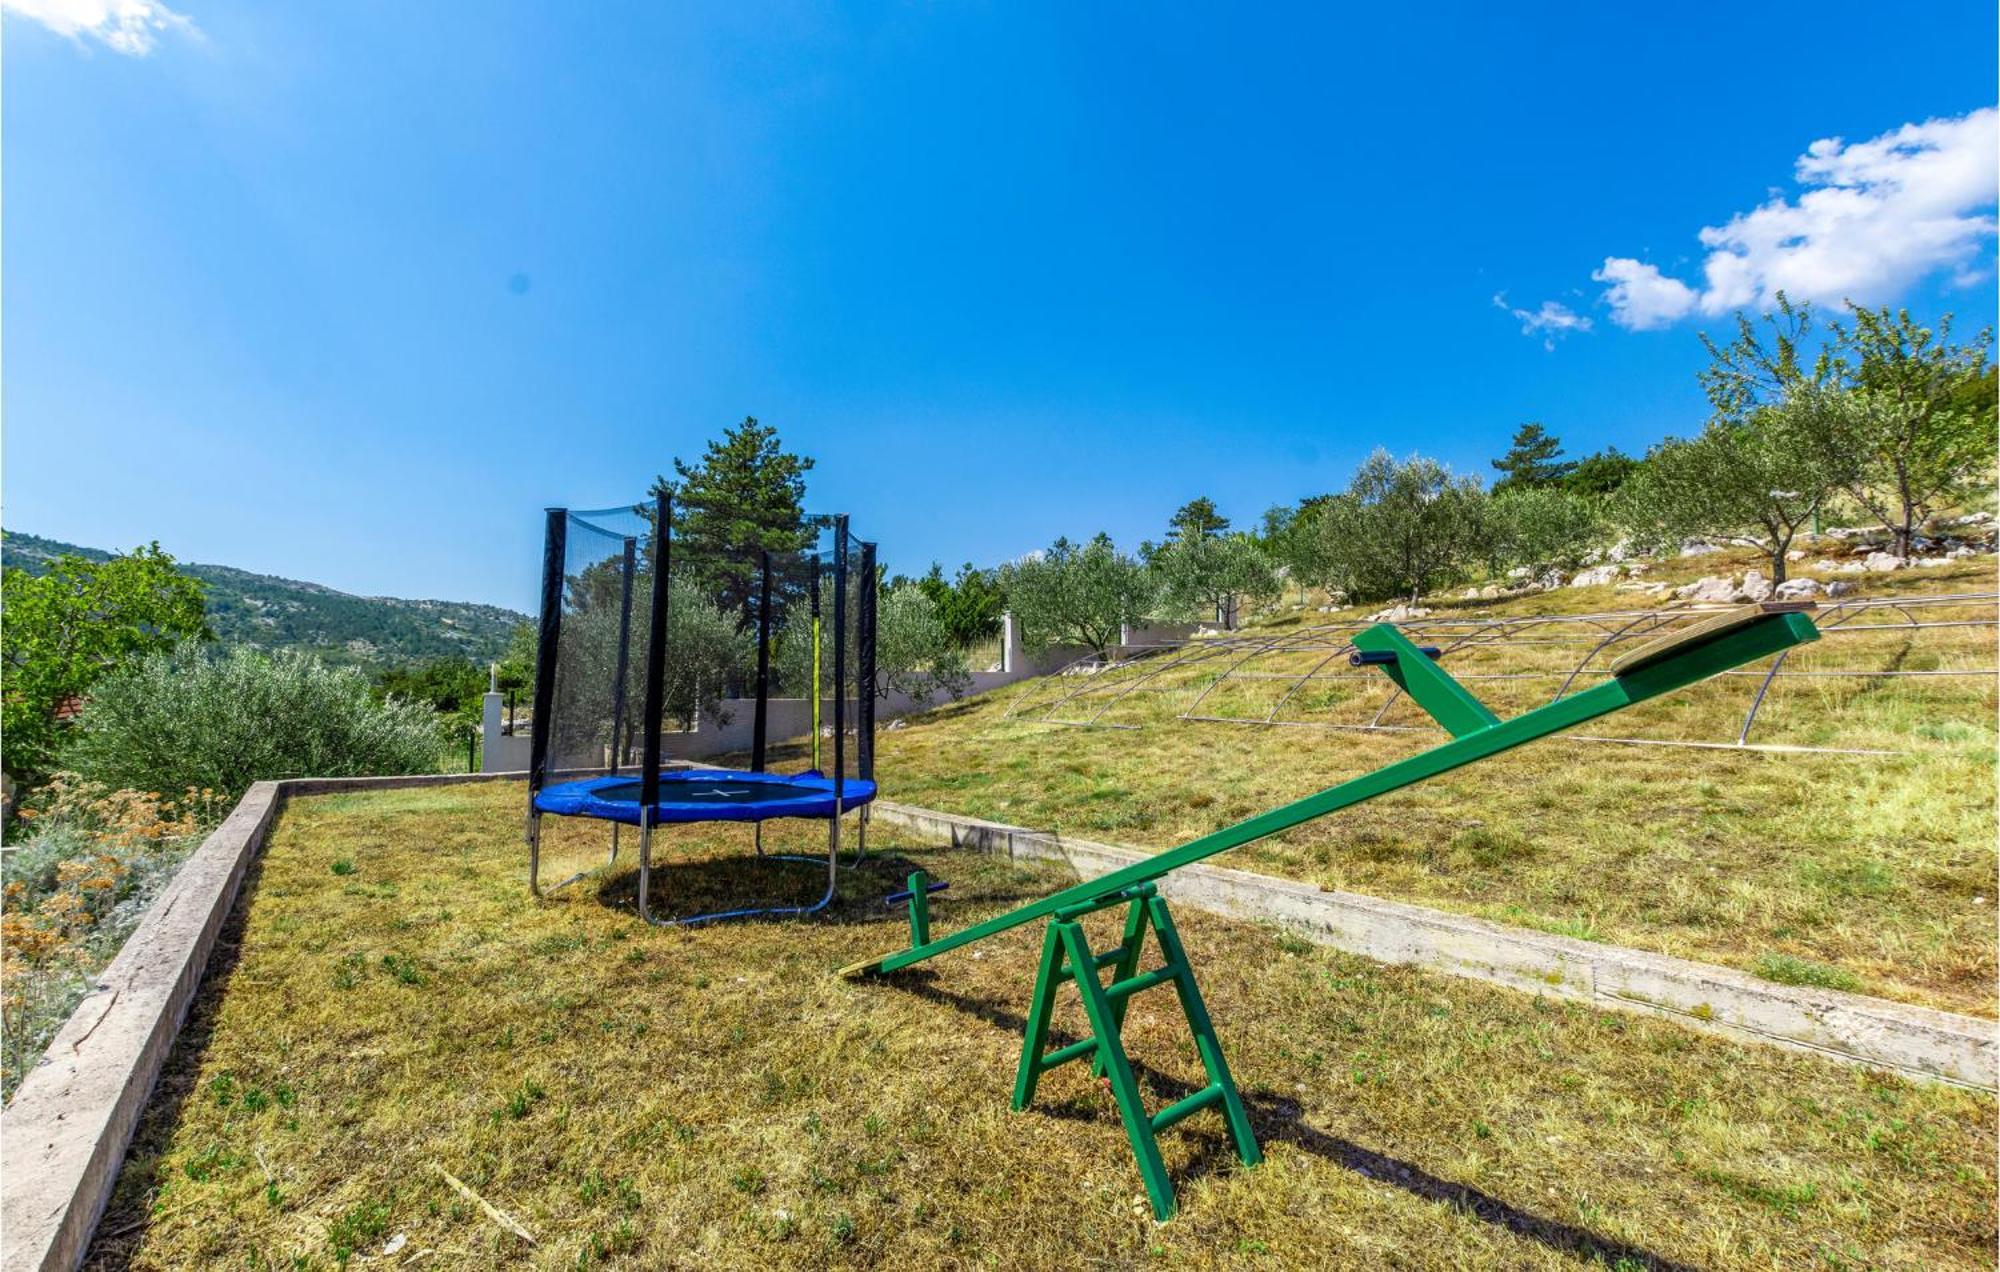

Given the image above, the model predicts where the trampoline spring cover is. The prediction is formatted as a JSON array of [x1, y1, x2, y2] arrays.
[[533, 769, 878, 825]]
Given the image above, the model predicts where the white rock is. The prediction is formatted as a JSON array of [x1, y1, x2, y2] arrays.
[[1736, 571, 1774, 602], [1674, 575, 1737, 604], [1368, 604, 1432, 623], [1774, 577, 1823, 600], [1826, 580, 1858, 597], [1569, 564, 1620, 588], [1785, 549, 1806, 562], [1915, 556, 1953, 567], [1947, 546, 1976, 559], [1679, 539, 1719, 557], [1863, 551, 1904, 572]]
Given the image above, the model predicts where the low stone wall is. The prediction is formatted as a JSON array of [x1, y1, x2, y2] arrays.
[[867, 801, 1998, 1092]]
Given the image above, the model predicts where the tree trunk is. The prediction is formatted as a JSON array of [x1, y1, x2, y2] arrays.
[[1895, 518, 1913, 561]]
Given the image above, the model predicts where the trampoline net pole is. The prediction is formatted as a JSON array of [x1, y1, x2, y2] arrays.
[[608, 535, 637, 774], [811, 558, 823, 771], [527, 508, 568, 800], [832, 516, 849, 807], [639, 492, 671, 811], [752, 550, 773, 773], [859, 541, 877, 783]]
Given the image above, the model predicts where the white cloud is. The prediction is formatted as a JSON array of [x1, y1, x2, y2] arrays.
[[2, 0, 194, 54], [1492, 293, 1592, 350], [1597, 107, 1998, 329], [1588, 259, 1697, 331]]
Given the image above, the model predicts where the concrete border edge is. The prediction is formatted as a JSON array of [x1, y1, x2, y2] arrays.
[[866, 800, 1998, 1092]]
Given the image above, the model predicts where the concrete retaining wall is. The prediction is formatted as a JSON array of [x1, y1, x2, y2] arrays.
[[867, 801, 1998, 1091]]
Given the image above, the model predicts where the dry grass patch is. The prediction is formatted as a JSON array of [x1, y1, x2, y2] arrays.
[[92, 783, 1993, 1269]]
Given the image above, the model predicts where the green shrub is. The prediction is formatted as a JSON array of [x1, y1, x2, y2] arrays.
[[65, 644, 444, 798]]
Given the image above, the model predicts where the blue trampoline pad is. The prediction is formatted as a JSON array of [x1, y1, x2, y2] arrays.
[[533, 768, 878, 826]]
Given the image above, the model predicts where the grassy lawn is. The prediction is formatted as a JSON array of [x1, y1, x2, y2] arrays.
[[94, 783, 1993, 1269], [873, 556, 1998, 1017]]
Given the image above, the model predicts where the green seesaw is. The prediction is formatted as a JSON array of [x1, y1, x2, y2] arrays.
[[843, 602, 1820, 1218]]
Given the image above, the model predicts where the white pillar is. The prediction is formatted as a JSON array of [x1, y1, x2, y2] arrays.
[[480, 691, 505, 774]]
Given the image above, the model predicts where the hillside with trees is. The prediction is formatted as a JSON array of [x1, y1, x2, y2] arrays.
[[2, 533, 527, 669]]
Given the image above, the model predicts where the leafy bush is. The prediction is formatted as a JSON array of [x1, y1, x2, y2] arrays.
[[65, 644, 445, 797], [1, 541, 209, 781], [876, 585, 972, 705], [1489, 486, 1609, 579]]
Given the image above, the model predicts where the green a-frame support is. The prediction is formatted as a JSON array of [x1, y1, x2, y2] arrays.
[[1013, 883, 1259, 1221]]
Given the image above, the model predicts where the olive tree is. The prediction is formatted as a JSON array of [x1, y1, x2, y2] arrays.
[[999, 534, 1153, 657], [1148, 532, 1279, 629], [1489, 486, 1608, 580], [1827, 306, 1995, 558], [1316, 451, 1490, 604], [876, 584, 972, 705], [1617, 388, 1853, 585]]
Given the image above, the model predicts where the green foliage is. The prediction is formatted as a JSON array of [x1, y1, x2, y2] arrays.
[[1, 541, 210, 781], [1147, 532, 1278, 629], [1165, 496, 1229, 543], [1563, 447, 1639, 497], [1489, 487, 1609, 578], [1314, 450, 1490, 604], [1490, 422, 1575, 492], [1824, 305, 1995, 557], [999, 534, 1153, 656], [876, 584, 973, 705], [374, 658, 487, 725], [64, 644, 446, 798], [1697, 291, 1838, 422], [1616, 388, 1852, 585], [496, 621, 536, 694], [1257, 498, 1336, 601], [660, 417, 815, 622], [910, 563, 1005, 647]]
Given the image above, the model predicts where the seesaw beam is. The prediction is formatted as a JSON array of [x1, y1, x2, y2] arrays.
[[840, 607, 1818, 978]]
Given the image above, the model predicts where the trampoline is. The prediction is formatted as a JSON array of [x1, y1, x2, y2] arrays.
[[523, 491, 879, 925], [534, 769, 878, 826]]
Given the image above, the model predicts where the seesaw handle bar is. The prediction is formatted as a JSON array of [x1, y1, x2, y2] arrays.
[[840, 608, 1818, 979]]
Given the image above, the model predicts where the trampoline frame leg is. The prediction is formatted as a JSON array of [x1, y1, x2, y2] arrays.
[[527, 809, 544, 897], [637, 815, 658, 925]]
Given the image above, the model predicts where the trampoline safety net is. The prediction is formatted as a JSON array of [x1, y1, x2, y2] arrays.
[[527, 494, 877, 804]]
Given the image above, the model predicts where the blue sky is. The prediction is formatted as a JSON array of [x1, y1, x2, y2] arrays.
[[5, 2, 1995, 611]]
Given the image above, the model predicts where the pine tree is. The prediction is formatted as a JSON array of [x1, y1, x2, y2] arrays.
[[655, 417, 815, 620], [1166, 497, 1230, 544], [1491, 423, 1575, 492]]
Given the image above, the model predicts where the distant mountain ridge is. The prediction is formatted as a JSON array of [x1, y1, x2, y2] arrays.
[[4, 532, 527, 669]]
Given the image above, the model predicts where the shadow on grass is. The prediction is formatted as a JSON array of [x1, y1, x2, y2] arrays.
[[81, 849, 270, 1270], [588, 847, 1044, 930], [884, 975, 1703, 1272]]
